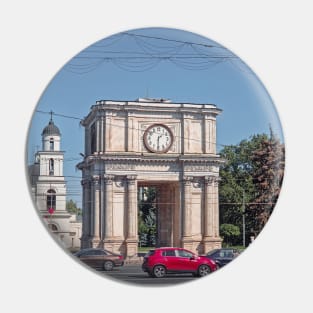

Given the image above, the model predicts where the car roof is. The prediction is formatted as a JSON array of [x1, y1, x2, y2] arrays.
[[155, 247, 194, 252]]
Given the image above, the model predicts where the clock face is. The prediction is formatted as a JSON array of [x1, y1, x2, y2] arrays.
[[143, 124, 173, 153]]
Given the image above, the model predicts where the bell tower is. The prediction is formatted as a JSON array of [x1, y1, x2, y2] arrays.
[[28, 113, 82, 249], [33, 114, 67, 215]]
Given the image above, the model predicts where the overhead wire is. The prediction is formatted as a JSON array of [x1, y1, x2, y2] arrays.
[[64, 32, 238, 73], [35, 109, 229, 148]]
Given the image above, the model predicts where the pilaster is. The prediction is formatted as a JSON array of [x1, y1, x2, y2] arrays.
[[181, 176, 193, 250], [126, 175, 138, 256], [81, 178, 91, 248], [202, 175, 222, 253], [90, 175, 101, 247], [103, 174, 114, 241]]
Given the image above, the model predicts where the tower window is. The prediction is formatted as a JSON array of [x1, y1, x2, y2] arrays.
[[49, 158, 54, 175], [90, 123, 96, 154], [49, 138, 54, 150], [47, 189, 56, 210], [48, 224, 58, 232]]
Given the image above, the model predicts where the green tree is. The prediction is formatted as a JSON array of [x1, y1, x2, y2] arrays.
[[247, 132, 285, 237], [66, 199, 82, 216], [220, 223, 241, 246], [219, 135, 267, 230], [138, 187, 157, 246], [219, 132, 285, 245]]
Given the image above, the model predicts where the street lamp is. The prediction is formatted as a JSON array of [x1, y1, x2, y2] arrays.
[[242, 189, 246, 248]]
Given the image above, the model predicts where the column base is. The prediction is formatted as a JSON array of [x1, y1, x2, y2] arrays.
[[90, 237, 102, 248], [125, 238, 138, 257], [202, 237, 222, 254], [181, 236, 206, 254], [181, 236, 195, 252], [103, 238, 125, 255], [81, 235, 91, 249]]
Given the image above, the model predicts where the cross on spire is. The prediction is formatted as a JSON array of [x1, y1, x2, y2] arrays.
[[50, 110, 54, 122]]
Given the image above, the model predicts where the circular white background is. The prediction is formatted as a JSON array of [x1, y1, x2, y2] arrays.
[[1, 1, 312, 312]]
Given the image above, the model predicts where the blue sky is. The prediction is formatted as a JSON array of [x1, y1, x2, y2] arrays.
[[27, 27, 284, 207]]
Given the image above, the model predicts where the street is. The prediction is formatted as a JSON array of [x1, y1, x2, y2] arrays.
[[98, 264, 200, 286]]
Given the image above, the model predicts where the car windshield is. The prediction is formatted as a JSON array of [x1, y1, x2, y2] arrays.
[[206, 249, 218, 256], [145, 250, 155, 257]]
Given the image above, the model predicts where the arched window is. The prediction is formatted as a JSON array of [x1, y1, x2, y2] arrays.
[[49, 138, 54, 151], [47, 189, 56, 210], [48, 224, 58, 232], [49, 158, 54, 175]]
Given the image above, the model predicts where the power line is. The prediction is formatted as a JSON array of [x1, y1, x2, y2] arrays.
[[35, 109, 83, 121], [64, 32, 238, 73], [35, 109, 228, 148], [122, 32, 220, 49]]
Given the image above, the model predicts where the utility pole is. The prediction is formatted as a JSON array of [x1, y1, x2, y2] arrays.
[[242, 189, 246, 247]]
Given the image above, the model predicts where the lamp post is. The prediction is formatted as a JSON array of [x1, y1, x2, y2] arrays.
[[242, 189, 246, 248]]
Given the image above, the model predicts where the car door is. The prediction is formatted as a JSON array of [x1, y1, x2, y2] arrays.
[[80, 250, 106, 268], [175, 249, 198, 272], [216, 250, 232, 266], [161, 249, 178, 271]]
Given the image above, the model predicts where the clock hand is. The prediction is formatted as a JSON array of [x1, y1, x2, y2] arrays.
[[157, 135, 160, 148]]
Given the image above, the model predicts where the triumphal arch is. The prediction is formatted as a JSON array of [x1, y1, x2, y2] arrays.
[[77, 98, 223, 257]]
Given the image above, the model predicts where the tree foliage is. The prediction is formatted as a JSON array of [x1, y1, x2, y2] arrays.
[[246, 132, 285, 236], [219, 132, 284, 245], [138, 188, 157, 246], [220, 223, 241, 246], [66, 199, 82, 216]]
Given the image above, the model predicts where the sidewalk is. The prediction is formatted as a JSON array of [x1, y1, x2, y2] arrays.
[[124, 255, 144, 265]]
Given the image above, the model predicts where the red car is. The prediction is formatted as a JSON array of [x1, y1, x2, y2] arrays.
[[142, 247, 217, 278]]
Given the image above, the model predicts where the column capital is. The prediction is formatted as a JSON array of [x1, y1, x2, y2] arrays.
[[103, 174, 115, 185], [204, 175, 219, 185], [182, 175, 193, 185], [91, 175, 100, 185], [126, 175, 137, 185], [81, 178, 90, 186]]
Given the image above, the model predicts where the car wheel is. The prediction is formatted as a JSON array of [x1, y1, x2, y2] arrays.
[[103, 260, 114, 271], [153, 265, 166, 278], [198, 264, 211, 277]]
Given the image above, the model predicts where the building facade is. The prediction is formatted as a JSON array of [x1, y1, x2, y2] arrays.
[[77, 98, 223, 257], [29, 117, 81, 250]]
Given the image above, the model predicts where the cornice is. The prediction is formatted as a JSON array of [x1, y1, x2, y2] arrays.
[[81, 100, 222, 126], [76, 153, 225, 170]]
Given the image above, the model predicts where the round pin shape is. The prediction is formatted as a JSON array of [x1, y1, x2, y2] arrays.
[[26, 27, 284, 286]]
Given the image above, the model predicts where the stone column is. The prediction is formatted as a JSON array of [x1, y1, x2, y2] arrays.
[[91, 175, 101, 247], [213, 177, 220, 237], [99, 116, 105, 152], [103, 174, 114, 240], [181, 176, 193, 250], [126, 175, 138, 257], [202, 176, 222, 253], [81, 178, 91, 248], [203, 176, 214, 238]]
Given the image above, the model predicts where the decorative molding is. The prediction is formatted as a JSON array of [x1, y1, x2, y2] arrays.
[[192, 181, 202, 189], [81, 178, 90, 187], [204, 175, 219, 185], [103, 174, 114, 185], [184, 164, 214, 172], [91, 175, 100, 185], [182, 175, 193, 186], [106, 163, 135, 170], [126, 175, 137, 185], [115, 180, 125, 188]]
